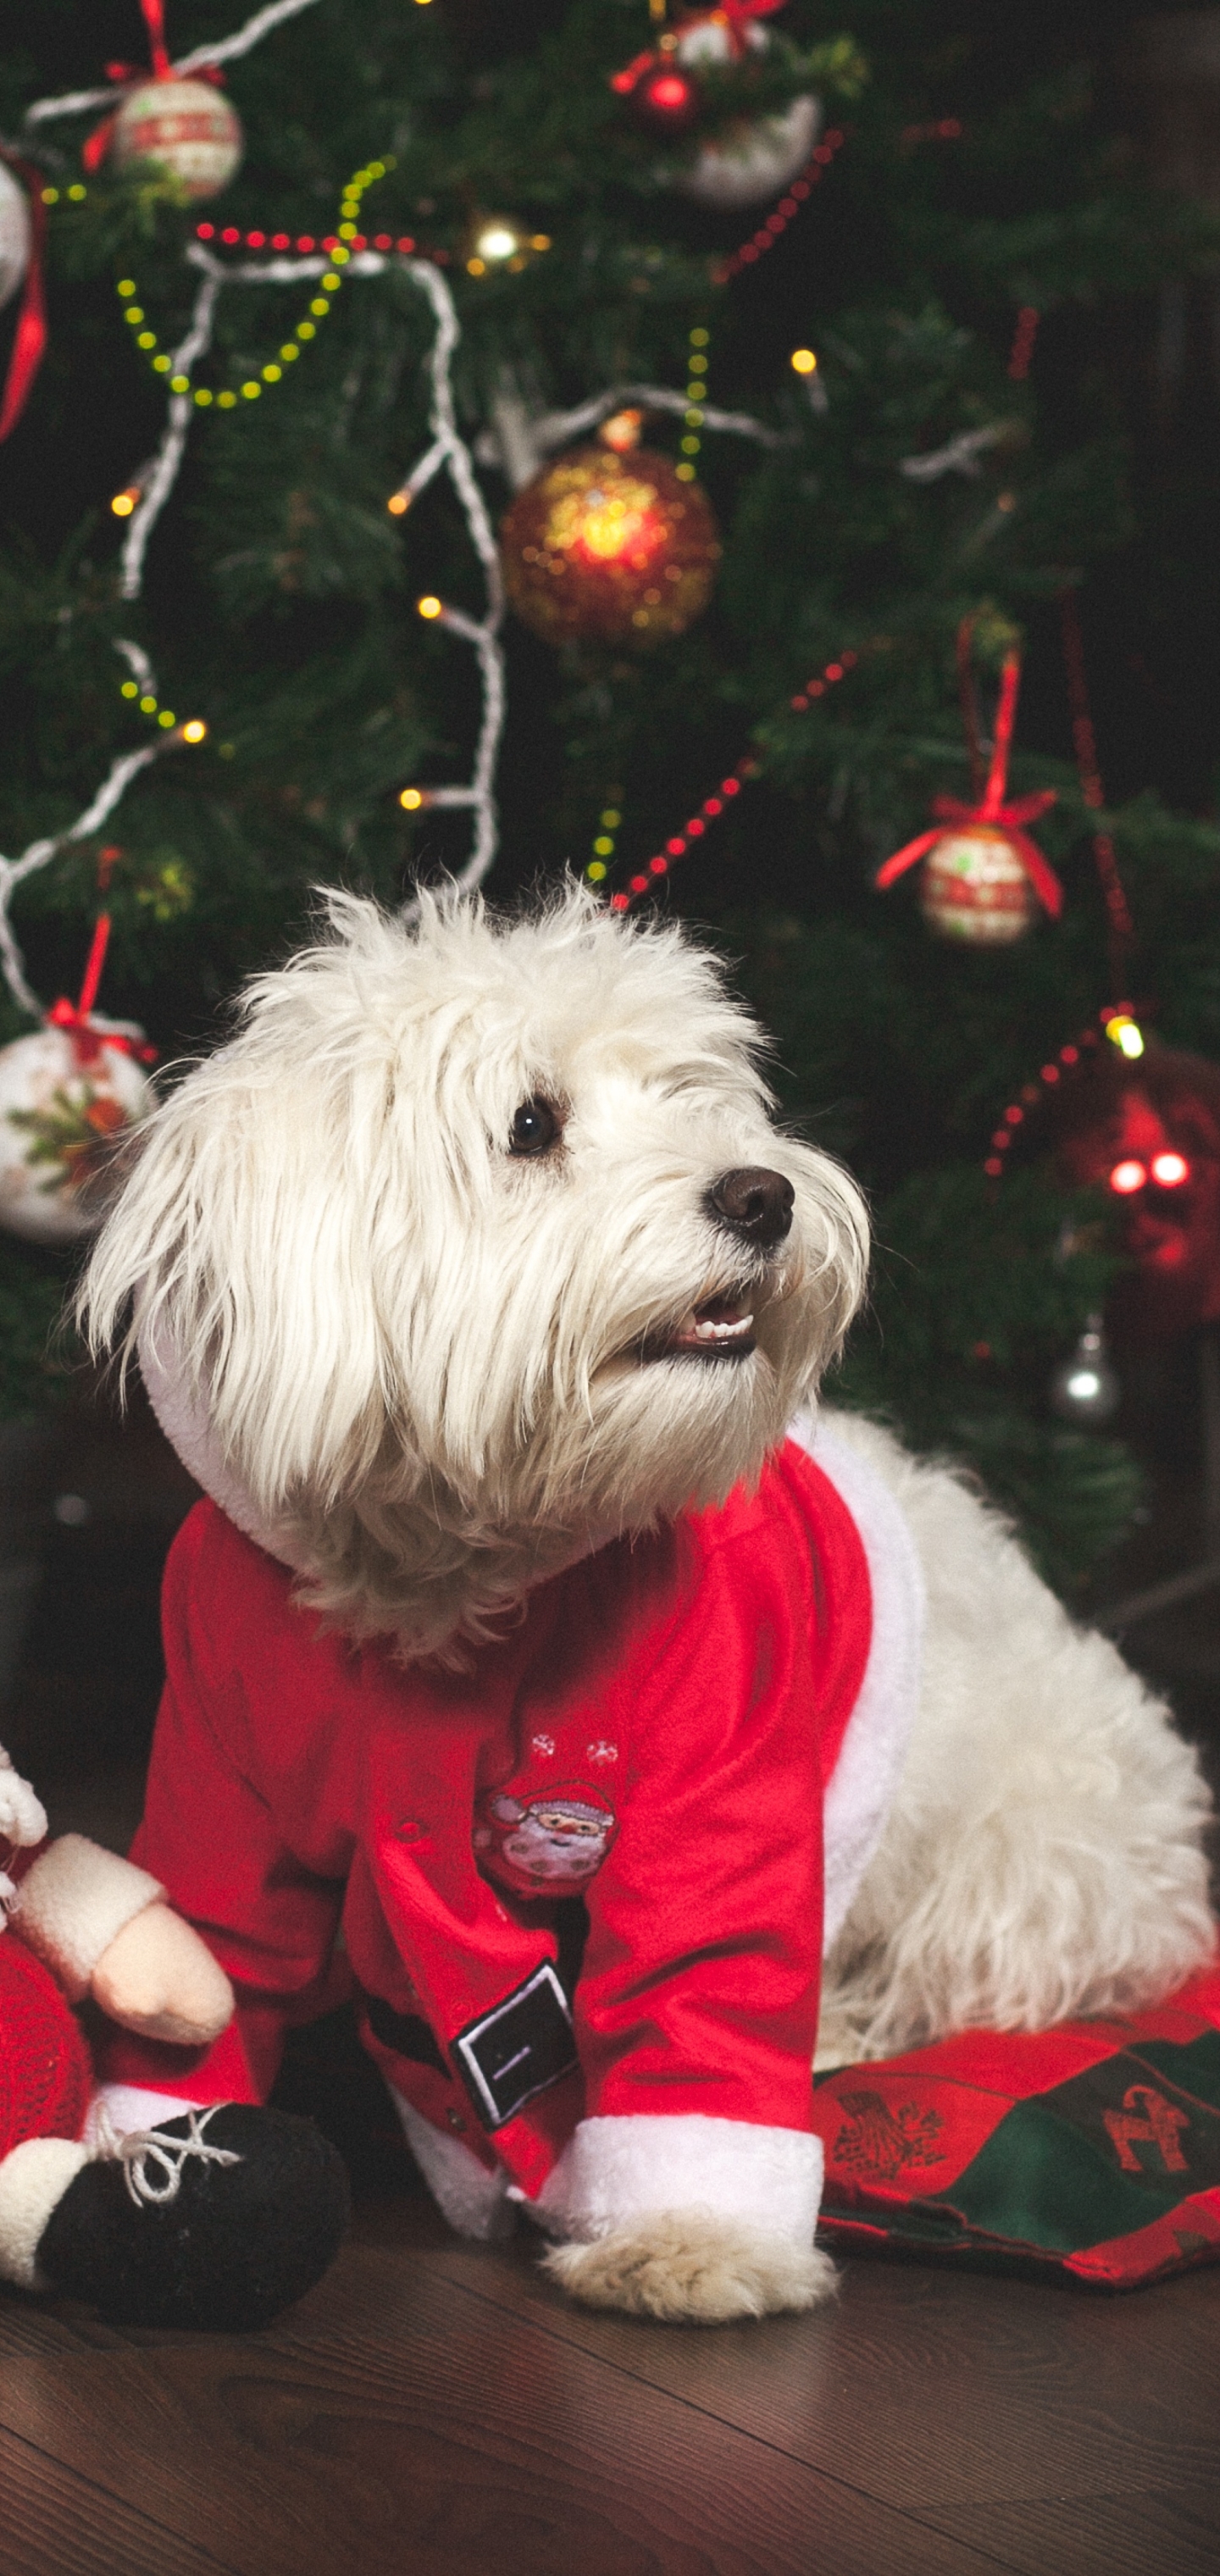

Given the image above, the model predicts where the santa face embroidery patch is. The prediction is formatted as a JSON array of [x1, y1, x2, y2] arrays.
[[474, 1782, 617, 1897]]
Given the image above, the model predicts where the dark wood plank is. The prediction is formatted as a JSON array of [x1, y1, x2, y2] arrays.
[[413, 2229, 1220, 2514], [936, 2488, 1220, 2576], [0, 2422, 228, 2576], [0, 2246, 1014, 2576]]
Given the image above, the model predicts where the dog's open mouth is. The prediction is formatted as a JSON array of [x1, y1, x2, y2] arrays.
[[640, 1288, 757, 1363]]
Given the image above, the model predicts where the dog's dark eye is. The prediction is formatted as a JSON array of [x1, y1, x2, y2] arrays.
[[508, 1096, 561, 1158]]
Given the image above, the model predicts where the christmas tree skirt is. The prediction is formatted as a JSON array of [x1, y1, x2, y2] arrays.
[[812, 1966, 1220, 2290]]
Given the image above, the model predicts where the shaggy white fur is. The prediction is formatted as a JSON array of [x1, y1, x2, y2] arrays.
[[84, 886, 868, 1663], [78, 882, 1217, 2324], [818, 1413, 1216, 2063]]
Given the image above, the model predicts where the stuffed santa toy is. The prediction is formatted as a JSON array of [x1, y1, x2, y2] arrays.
[[0, 1741, 348, 2328]]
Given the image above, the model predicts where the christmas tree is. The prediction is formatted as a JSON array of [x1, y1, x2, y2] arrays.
[[2, 0, 1219, 1594]]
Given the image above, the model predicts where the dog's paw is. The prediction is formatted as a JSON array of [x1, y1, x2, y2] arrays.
[[541, 2212, 837, 2323]]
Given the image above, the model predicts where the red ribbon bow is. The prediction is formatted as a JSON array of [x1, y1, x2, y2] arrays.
[[0, 153, 47, 445], [612, 1, 788, 95], [876, 652, 1063, 918], [47, 913, 157, 1067]]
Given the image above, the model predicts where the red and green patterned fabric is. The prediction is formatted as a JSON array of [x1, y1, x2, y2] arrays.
[[812, 1965, 1220, 2289]]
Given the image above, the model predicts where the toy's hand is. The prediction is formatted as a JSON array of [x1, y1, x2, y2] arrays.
[[91, 1902, 234, 2045], [0, 1747, 47, 1851]]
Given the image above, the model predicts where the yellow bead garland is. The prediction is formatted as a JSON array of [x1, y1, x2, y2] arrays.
[[118, 675, 207, 742], [677, 324, 710, 483], [112, 159, 391, 419]]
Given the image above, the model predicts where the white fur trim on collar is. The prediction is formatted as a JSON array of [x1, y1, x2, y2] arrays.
[[788, 1409, 927, 1953], [139, 1326, 308, 1570]]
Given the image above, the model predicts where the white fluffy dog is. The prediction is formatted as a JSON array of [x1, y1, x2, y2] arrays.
[[80, 886, 1215, 2325]]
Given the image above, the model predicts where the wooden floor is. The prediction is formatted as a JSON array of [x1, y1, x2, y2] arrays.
[[3, 2168, 1220, 2576]]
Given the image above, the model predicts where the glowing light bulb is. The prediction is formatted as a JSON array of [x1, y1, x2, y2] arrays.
[[387, 491, 410, 516], [111, 489, 139, 518], [1049, 1314, 1119, 1424], [1110, 1159, 1146, 1195], [790, 348, 818, 375], [1105, 1013, 1145, 1060], [1151, 1151, 1190, 1187], [417, 596, 442, 620], [181, 720, 208, 744], [475, 225, 518, 263], [399, 787, 424, 808]]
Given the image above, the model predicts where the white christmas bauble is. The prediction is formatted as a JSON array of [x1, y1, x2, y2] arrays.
[[0, 162, 31, 315], [111, 79, 243, 203], [0, 1022, 152, 1246], [919, 828, 1036, 946], [670, 14, 821, 211]]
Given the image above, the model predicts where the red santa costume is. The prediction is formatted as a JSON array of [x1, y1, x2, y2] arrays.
[[97, 1410, 923, 2252]]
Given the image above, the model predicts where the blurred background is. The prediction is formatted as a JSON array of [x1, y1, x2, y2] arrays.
[[2, 0, 1220, 1847]]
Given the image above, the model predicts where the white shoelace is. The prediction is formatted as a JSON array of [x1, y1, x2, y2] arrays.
[[93, 2103, 243, 2208]]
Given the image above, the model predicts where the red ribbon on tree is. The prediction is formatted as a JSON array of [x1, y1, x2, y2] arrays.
[[46, 850, 156, 1068], [876, 649, 1064, 919], [0, 153, 48, 445]]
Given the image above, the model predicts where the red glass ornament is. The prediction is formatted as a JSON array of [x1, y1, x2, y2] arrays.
[[1053, 1046, 1220, 1343], [633, 64, 702, 131]]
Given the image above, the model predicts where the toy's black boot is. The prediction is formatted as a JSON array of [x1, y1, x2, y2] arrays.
[[36, 2103, 350, 2330]]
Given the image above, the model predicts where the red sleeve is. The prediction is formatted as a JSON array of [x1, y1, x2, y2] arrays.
[[574, 1510, 827, 2136], [97, 1504, 346, 2104]]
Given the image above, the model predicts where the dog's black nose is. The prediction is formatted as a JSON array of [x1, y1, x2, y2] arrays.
[[706, 1166, 795, 1249]]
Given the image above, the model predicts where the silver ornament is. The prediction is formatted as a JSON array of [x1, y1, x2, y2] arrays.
[[665, 14, 820, 211], [0, 162, 31, 315], [1049, 1314, 1120, 1426]]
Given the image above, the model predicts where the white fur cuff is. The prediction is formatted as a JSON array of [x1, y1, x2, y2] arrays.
[[390, 2090, 515, 2242], [15, 1836, 165, 2001], [0, 2137, 90, 2291], [526, 2114, 824, 2248]]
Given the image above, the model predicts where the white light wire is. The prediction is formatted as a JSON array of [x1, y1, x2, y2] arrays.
[[120, 264, 223, 601], [23, 0, 321, 127], [0, 743, 174, 1018]]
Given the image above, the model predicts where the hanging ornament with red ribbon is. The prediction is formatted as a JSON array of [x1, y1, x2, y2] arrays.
[[0, 849, 155, 1246], [83, 0, 243, 203], [876, 637, 1063, 947], [0, 152, 47, 444], [612, 2, 819, 201]]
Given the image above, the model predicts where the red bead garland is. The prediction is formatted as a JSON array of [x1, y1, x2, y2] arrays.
[[1007, 305, 1040, 383], [984, 1024, 1103, 1180], [1058, 587, 1134, 994], [197, 222, 420, 255], [713, 127, 846, 282], [607, 641, 873, 913]]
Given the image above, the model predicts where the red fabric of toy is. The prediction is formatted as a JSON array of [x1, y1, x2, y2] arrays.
[[0, 1934, 91, 2158]]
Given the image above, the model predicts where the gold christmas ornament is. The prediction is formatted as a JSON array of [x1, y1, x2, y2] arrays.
[[501, 436, 720, 648]]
